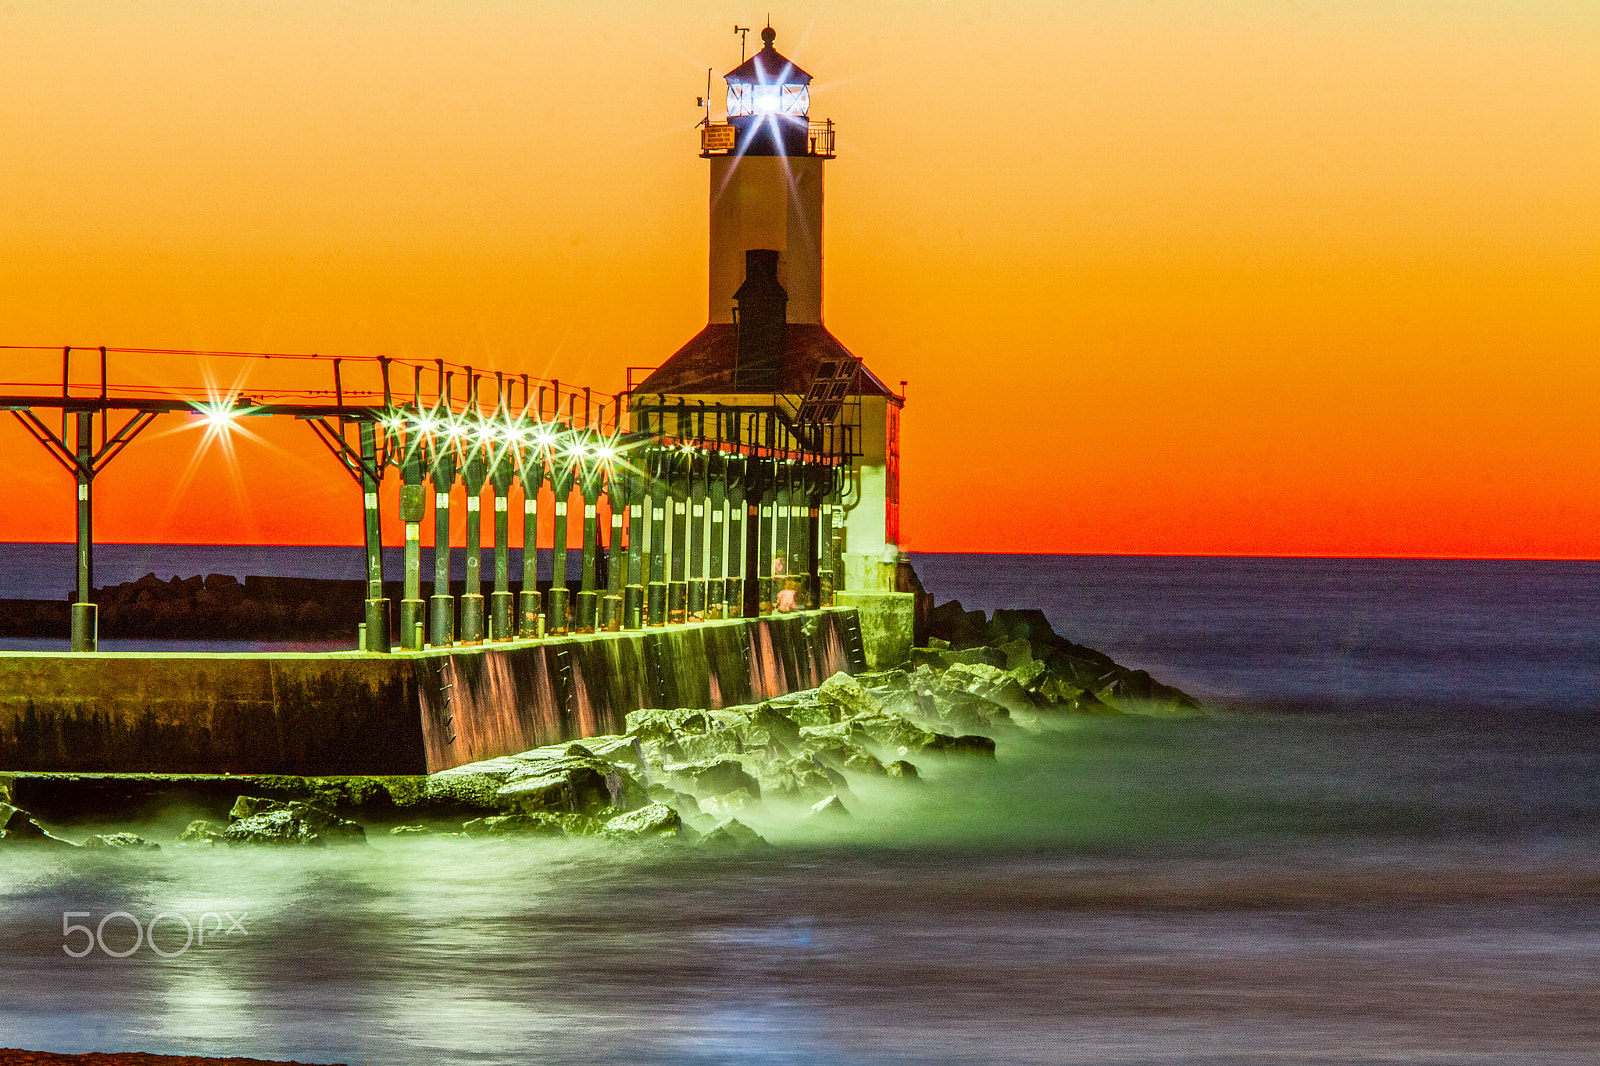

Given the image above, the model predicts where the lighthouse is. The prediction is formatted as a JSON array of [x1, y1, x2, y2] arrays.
[[633, 25, 906, 594]]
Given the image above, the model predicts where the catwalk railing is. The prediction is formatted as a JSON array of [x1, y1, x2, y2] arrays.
[[1, 346, 854, 651]]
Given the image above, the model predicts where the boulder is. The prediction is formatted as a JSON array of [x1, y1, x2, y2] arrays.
[[699, 789, 763, 822], [82, 833, 160, 851], [744, 703, 802, 749], [927, 600, 988, 648], [765, 693, 833, 728], [923, 733, 997, 759], [994, 638, 1036, 671], [986, 608, 1058, 646], [461, 812, 569, 838], [603, 802, 685, 840], [817, 672, 883, 721], [625, 707, 712, 743], [497, 747, 650, 816], [885, 760, 920, 779], [177, 819, 226, 845], [670, 757, 762, 799], [0, 802, 75, 847], [646, 784, 703, 816], [389, 825, 431, 836], [807, 794, 850, 820], [223, 798, 367, 847], [698, 817, 768, 851]]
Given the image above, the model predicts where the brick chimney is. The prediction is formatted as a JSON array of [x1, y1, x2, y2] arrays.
[[733, 249, 787, 391]]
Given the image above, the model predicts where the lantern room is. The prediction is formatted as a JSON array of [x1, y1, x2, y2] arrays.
[[713, 26, 821, 157]]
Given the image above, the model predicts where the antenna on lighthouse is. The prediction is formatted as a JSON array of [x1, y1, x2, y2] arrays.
[[734, 25, 750, 60]]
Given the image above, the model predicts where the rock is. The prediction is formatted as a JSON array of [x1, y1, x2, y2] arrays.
[[699, 789, 762, 822], [424, 767, 522, 811], [669, 757, 762, 799], [736, 755, 840, 802], [807, 794, 850, 820], [223, 797, 367, 847], [995, 638, 1036, 670], [986, 608, 1058, 646], [177, 819, 226, 844], [462, 813, 568, 838], [799, 733, 877, 771], [817, 672, 884, 721], [745, 703, 802, 749], [0, 802, 76, 847], [927, 600, 988, 648], [885, 760, 920, 779], [603, 802, 684, 839], [389, 824, 431, 836], [646, 783, 703, 816], [857, 668, 912, 691], [698, 817, 768, 851], [766, 694, 833, 728], [625, 707, 712, 743], [82, 833, 160, 851], [850, 714, 939, 753], [497, 751, 650, 816], [842, 750, 887, 776], [923, 733, 997, 758]]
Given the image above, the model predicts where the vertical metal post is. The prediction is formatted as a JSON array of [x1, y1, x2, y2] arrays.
[[667, 450, 689, 624], [706, 452, 727, 619], [459, 444, 486, 642], [687, 451, 707, 621], [399, 432, 426, 649], [817, 467, 836, 608], [725, 454, 746, 619], [429, 442, 456, 648], [793, 464, 814, 610], [358, 421, 391, 652], [646, 450, 669, 626], [757, 460, 775, 614], [623, 466, 645, 629], [70, 410, 96, 652], [490, 452, 514, 640], [518, 452, 545, 638], [548, 463, 574, 635], [575, 467, 600, 633], [603, 471, 626, 631]]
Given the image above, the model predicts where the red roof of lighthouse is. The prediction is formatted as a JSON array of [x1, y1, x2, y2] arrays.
[[633, 324, 895, 398]]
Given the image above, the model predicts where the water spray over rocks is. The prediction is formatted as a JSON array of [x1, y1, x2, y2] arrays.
[[0, 605, 1196, 851]]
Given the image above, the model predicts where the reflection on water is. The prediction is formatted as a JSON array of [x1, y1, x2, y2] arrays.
[[2, 712, 1598, 1064]]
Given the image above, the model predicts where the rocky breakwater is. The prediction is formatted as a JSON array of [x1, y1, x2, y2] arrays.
[[0, 605, 1195, 852]]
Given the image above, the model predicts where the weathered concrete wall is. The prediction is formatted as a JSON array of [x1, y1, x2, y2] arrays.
[[0, 654, 425, 775], [0, 608, 864, 776], [414, 609, 860, 772], [834, 591, 913, 670]]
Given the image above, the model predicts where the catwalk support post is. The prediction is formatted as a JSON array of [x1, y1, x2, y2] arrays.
[[70, 411, 96, 652], [358, 420, 391, 652]]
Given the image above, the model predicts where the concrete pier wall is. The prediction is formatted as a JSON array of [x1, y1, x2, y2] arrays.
[[415, 610, 859, 772], [0, 608, 863, 776]]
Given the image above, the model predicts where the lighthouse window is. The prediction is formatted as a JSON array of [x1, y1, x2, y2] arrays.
[[727, 82, 811, 118], [782, 85, 810, 115]]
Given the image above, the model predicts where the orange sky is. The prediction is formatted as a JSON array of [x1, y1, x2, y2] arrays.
[[2, 1, 1598, 557]]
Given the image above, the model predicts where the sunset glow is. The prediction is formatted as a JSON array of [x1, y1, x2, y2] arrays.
[[2, 2, 1597, 557]]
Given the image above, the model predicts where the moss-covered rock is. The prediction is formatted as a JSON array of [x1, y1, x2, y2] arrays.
[[670, 757, 762, 799], [0, 802, 76, 847], [82, 832, 160, 851], [223, 797, 367, 847], [817, 672, 883, 721], [604, 802, 685, 839], [698, 817, 768, 851]]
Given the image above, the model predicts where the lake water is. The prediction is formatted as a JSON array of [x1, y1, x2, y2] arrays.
[[1, 549, 1597, 1064]]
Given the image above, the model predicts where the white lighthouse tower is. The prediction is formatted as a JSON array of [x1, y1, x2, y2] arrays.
[[634, 25, 905, 592]]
